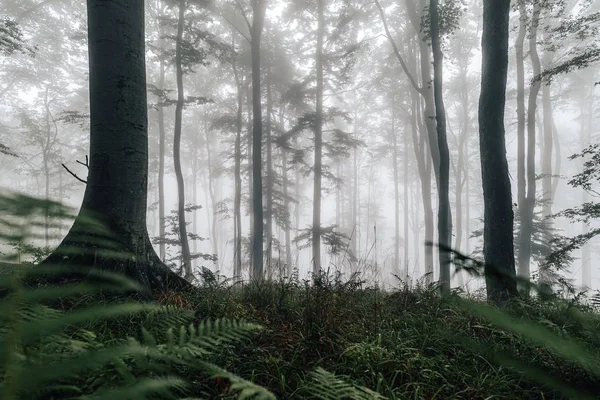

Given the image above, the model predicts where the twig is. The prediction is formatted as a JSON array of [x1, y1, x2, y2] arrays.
[[62, 157, 88, 184]]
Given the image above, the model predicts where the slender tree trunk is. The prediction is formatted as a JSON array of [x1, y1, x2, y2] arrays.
[[455, 65, 469, 288], [265, 70, 274, 277], [479, 0, 518, 302], [540, 30, 556, 283], [204, 126, 219, 271], [518, 0, 542, 283], [173, 0, 193, 281], [430, 0, 451, 293], [246, 82, 254, 269], [232, 54, 243, 279], [403, 113, 410, 279], [157, 57, 166, 262], [250, 0, 266, 280], [280, 110, 292, 273], [392, 103, 401, 277], [409, 85, 434, 282], [351, 110, 359, 270], [312, 0, 324, 275], [43, 87, 52, 247], [581, 87, 593, 289], [515, 0, 526, 277]]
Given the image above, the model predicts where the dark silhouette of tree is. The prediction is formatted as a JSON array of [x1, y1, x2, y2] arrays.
[[478, 0, 518, 302], [41, 0, 188, 292]]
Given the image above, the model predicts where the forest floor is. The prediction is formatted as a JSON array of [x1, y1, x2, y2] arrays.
[[147, 271, 600, 399]]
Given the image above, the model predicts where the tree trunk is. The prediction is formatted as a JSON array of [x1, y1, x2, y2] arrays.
[[279, 110, 292, 274], [43, 86, 52, 248], [581, 87, 593, 289], [403, 111, 410, 280], [246, 81, 254, 270], [516, 0, 527, 224], [265, 69, 274, 277], [173, 0, 193, 281], [391, 103, 400, 277], [204, 125, 219, 271], [518, 0, 542, 283], [312, 0, 324, 275], [454, 62, 469, 288], [479, 0, 518, 303], [157, 56, 167, 262], [42, 0, 188, 292], [430, 0, 451, 294], [250, 0, 266, 280], [232, 51, 243, 280]]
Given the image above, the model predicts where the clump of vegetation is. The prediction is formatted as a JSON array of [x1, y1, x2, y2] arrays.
[[185, 270, 600, 399]]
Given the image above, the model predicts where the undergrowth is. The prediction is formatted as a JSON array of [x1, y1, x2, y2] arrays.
[[1, 193, 600, 399], [184, 271, 600, 399]]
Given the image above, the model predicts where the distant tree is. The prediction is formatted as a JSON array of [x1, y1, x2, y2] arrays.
[[429, 0, 451, 293], [0, 16, 36, 56], [42, 0, 188, 292], [546, 144, 600, 279], [478, 0, 518, 302]]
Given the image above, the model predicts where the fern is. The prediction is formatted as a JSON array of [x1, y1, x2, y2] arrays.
[[302, 367, 387, 400]]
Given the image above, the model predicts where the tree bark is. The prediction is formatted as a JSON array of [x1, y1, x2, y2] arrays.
[[250, 0, 266, 280], [173, 0, 193, 281], [430, 0, 451, 293], [204, 124, 219, 271], [157, 55, 167, 262], [265, 68, 274, 277], [479, 0, 518, 302], [232, 48, 243, 279], [312, 0, 324, 275], [41, 0, 188, 292], [518, 0, 542, 283], [391, 102, 401, 277], [515, 0, 526, 272]]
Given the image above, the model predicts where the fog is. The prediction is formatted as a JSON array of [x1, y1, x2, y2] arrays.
[[1, 0, 598, 293]]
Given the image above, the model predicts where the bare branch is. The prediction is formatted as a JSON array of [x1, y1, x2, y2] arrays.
[[62, 163, 87, 184], [373, 0, 422, 94]]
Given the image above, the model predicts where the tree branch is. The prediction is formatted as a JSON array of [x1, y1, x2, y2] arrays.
[[62, 156, 88, 184], [373, 0, 422, 94]]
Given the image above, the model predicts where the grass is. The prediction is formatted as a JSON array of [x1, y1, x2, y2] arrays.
[[2, 193, 600, 399], [174, 271, 600, 399]]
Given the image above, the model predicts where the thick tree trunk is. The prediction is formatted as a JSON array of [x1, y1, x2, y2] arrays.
[[430, 0, 451, 293], [250, 0, 266, 280], [479, 0, 518, 302], [312, 0, 324, 275], [518, 0, 542, 283], [174, 0, 193, 281], [42, 0, 188, 292]]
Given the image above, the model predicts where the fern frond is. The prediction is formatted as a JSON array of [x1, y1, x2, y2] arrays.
[[304, 367, 387, 400], [197, 360, 277, 400], [78, 376, 189, 400]]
